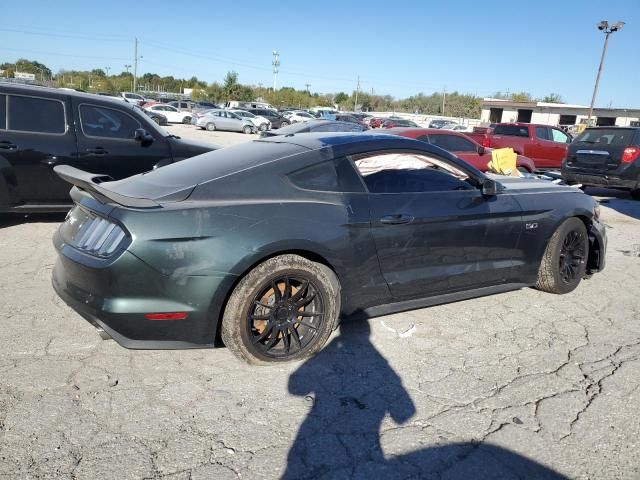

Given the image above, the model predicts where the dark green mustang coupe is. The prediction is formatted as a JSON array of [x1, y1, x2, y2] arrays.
[[52, 133, 606, 364]]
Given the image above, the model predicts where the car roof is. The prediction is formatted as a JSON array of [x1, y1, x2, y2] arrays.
[[0, 82, 138, 107]]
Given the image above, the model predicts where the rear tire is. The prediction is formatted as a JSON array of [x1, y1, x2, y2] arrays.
[[630, 189, 640, 200], [535, 218, 588, 294], [221, 254, 340, 365], [206, 122, 216, 131], [279, 121, 290, 128]]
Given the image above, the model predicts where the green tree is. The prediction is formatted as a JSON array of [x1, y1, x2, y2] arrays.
[[540, 93, 563, 103]]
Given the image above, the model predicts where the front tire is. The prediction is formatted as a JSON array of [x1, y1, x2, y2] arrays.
[[536, 218, 588, 294], [182, 116, 192, 124], [243, 125, 253, 134], [630, 189, 640, 200], [221, 254, 340, 365], [279, 121, 290, 128]]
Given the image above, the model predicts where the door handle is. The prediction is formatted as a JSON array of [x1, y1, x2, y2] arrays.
[[380, 214, 415, 225], [86, 148, 108, 155], [0, 141, 17, 150]]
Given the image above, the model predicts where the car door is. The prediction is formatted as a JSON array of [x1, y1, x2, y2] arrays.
[[422, 133, 487, 171], [225, 112, 244, 131], [548, 128, 571, 167], [163, 105, 183, 123], [532, 126, 558, 168], [1, 92, 80, 204], [73, 101, 173, 180], [353, 150, 523, 299]]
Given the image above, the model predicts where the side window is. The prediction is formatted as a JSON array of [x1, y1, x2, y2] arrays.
[[551, 129, 569, 143], [535, 126, 550, 140], [8, 96, 65, 134], [352, 152, 473, 194], [429, 134, 477, 152], [0, 95, 5, 129], [79, 105, 141, 139], [289, 158, 365, 193]]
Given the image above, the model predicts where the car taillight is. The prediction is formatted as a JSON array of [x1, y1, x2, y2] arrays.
[[64, 210, 129, 258], [482, 135, 491, 148], [622, 146, 640, 164]]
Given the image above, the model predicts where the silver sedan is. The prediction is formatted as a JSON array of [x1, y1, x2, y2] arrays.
[[195, 109, 256, 134]]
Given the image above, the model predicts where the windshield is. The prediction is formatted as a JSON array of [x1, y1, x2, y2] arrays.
[[574, 128, 635, 146], [234, 110, 255, 118]]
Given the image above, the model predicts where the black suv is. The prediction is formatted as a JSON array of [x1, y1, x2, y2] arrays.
[[0, 84, 215, 213], [243, 108, 289, 129], [562, 127, 640, 199]]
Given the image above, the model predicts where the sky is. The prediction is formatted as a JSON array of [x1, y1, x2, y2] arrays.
[[2, 0, 639, 107]]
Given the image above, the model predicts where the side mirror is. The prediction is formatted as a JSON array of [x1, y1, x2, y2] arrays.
[[134, 128, 154, 146], [481, 178, 498, 197], [477, 145, 486, 155]]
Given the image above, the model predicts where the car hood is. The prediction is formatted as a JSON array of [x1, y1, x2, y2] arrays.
[[491, 175, 580, 194]]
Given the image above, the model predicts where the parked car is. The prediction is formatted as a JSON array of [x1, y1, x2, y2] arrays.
[[384, 128, 536, 173], [562, 127, 640, 199], [169, 100, 219, 112], [284, 111, 316, 123], [369, 117, 387, 128], [242, 108, 290, 129], [120, 92, 145, 105], [0, 84, 215, 213], [335, 114, 369, 129], [230, 109, 271, 131], [195, 109, 255, 133], [144, 104, 192, 124], [225, 100, 276, 110], [133, 105, 168, 126], [429, 119, 458, 129], [258, 120, 366, 137], [466, 123, 572, 170], [382, 118, 419, 128], [51, 132, 606, 364]]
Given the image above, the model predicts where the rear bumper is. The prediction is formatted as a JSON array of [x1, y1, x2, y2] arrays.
[[52, 235, 233, 349], [562, 170, 639, 190]]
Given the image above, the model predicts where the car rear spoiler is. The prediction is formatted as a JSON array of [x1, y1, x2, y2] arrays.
[[54, 165, 161, 208]]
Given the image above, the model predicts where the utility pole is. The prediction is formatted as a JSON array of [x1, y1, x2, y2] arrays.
[[272, 50, 280, 91], [133, 37, 139, 93], [354, 76, 360, 112], [105, 66, 111, 77], [588, 21, 625, 124], [442, 87, 447, 116], [305, 83, 311, 94]]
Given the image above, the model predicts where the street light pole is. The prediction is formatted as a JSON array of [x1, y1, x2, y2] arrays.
[[588, 20, 625, 124]]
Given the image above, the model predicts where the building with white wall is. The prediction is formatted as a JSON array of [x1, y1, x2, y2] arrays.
[[480, 98, 640, 128]]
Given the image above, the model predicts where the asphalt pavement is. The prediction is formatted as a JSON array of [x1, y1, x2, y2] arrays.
[[0, 130, 639, 479]]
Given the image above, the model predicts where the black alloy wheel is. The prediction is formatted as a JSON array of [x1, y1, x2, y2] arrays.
[[558, 229, 586, 284], [221, 254, 340, 364], [247, 275, 324, 359]]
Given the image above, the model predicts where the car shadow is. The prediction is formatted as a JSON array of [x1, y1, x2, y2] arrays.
[[0, 212, 66, 229], [586, 187, 640, 221], [282, 320, 567, 479]]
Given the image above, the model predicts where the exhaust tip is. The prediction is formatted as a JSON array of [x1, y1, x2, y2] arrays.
[[96, 326, 112, 341]]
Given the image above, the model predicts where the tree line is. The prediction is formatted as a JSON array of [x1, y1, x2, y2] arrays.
[[1, 58, 564, 116]]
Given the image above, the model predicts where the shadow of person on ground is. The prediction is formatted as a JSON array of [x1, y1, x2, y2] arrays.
[[0, 212, 66, 228], [283, 320, 567, 480]]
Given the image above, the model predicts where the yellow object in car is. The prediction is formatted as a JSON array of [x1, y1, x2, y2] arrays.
[[487, 148, 522, 177]]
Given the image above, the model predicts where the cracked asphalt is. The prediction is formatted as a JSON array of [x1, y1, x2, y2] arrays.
[[1, 130, 639, 478]]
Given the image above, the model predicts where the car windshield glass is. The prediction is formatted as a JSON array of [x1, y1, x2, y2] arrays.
[[494, 125, 529, 137], [574, 128, 634, 146]]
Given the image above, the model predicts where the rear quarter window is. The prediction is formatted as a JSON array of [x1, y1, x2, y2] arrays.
[[8, 95, 66, 134], [494, 125, 529, 137], [289, 158, 365, 192], [575, 129, 636, 147]]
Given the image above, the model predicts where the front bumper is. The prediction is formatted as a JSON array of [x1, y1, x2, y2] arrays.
[[52, 236, 233, 349], [587, 219, 607, 274]]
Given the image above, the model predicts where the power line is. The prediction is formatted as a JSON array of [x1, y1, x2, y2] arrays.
[[1, 47, 129, 61], [0, 26, 129, 42]]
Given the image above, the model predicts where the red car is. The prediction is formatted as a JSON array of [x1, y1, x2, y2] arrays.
[[369, 117, 387, 128], [384, 128, 536, 173], [466, 123, 571, 170]]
